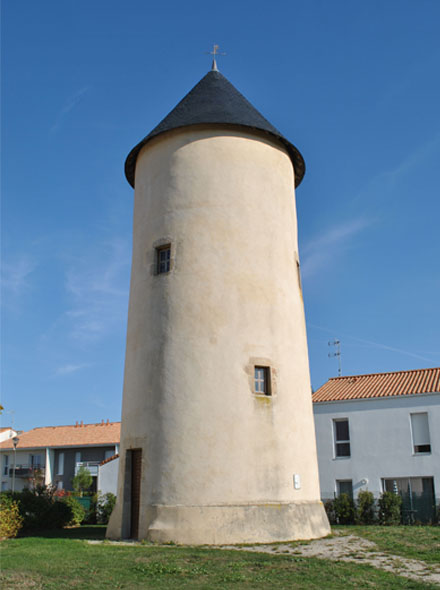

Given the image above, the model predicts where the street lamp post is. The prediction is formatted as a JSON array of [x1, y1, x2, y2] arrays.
[[12, 436, 19, 492]]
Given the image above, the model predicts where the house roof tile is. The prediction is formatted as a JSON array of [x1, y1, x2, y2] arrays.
[[99, 453, 119, 466], [312, 367, 440, 403], [0, 422, 120, 450]]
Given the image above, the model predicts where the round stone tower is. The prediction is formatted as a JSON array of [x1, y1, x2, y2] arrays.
[[107, 67, 330, 543]]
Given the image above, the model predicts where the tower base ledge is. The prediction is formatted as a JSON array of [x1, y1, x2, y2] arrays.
[[106, 500, 330, 545]]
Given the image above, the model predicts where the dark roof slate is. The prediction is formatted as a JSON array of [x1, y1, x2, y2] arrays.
[[125, 70, 305, 187]]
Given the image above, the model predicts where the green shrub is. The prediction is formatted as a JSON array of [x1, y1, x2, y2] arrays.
[[0, 494, 23, 538], [4, 486, 73, 530], [356, 490, 376, 524], [378, 491, 402, 525], [50, 500, 74, 528], [333, 493, 355, 524], [97, 492, 116, 524], [62, 496, 85, 526], [323, 499, 337, 524], [83, 493, 98, 524], [72, 466, 92, 496]]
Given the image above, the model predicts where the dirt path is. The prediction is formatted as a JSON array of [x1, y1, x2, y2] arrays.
[[220, 533, 440, 586]]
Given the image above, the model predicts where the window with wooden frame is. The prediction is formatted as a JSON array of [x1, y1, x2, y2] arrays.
[[156, 244, 171, 274], [254, 366, 271, 396]]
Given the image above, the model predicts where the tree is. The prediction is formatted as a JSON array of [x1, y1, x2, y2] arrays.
[[72, 466, 92, 496]]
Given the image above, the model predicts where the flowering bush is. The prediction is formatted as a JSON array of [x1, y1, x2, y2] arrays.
[[4, 486, 73, 530]]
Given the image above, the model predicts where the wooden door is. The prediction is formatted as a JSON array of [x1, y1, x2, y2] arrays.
[[130, 449, 142, 538]]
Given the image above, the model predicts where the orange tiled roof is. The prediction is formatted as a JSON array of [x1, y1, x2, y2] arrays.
[[100, 453, 119, 466], [0, 422, 120, 450], [313, 367, 440, 403]]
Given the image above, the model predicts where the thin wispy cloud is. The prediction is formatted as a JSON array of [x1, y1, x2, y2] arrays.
[[301, 217, 371, 279], [352, 133, 440, 206], [54, 363, 92, 377], [50, 86, 89, 134], [1, 256, 36, 295], [64, 238, 130, 341]]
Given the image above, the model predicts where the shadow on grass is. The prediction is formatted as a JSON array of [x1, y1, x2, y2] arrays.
[[20, 525, 107, 540]]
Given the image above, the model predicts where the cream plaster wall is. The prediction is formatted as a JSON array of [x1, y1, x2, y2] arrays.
[[108, 128, 329, 542]]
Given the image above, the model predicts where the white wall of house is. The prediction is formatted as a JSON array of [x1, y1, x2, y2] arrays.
[[45, 448, 55, 486], [98, 456, 119, 496], [0, 449, 46, 491], [313, 393, 440, 501], [0, 429, 17, 443]]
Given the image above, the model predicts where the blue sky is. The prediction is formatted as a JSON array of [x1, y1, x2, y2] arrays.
[[2, 0, 439, 431]]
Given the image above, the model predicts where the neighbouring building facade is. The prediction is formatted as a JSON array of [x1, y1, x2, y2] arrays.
[[0, 427, 17, 443], [313, 367, 440, 522], [97, 453, 120, 497], [0, 421, 120, 493]]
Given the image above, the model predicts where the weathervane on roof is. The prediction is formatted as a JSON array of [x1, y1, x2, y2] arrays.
[[328, 339, 342, 377], [206, 44, 226, 71]]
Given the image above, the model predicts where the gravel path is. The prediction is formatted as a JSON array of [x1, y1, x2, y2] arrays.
[[220, 533, 440, 586]]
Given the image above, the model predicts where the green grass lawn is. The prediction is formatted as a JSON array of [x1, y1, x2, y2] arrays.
[[336, 525, 440, 564], [1, 526, 438, 590]]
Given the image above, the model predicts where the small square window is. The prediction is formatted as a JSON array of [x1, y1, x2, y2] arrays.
[[254, 366, 271, 396], [334, 418, 350, 457], [156, 245, 171, 274]]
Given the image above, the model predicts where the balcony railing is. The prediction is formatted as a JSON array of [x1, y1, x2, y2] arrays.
[[75, 461, 99, 477], [9, 465, 45, 478]]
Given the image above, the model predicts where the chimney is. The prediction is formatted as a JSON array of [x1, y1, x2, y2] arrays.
[[75, 421, 79, 428], [80, 420, 84, 427], [101, 419, 105, 426], [106, 419, 110, 425]]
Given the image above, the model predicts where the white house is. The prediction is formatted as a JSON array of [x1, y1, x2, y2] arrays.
[[0, 427, 18, 443], [313, 367, 440, 521], [97, 454, 120, 497], [0, 421, 120, 493]]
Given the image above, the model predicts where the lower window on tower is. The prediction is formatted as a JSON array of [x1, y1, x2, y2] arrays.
[[254, 366, 271, 396]]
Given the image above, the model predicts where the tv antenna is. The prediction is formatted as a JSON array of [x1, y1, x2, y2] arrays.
[[328, 339, 342, 377]]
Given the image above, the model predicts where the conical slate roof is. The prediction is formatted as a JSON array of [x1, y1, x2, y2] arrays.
[[125, 70, 305, 188]]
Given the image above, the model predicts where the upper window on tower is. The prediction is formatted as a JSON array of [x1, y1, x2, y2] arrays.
[[156, 245, 171, 274]]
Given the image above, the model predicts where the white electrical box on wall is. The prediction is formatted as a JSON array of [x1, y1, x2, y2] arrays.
[[293, 474, 301, 489]]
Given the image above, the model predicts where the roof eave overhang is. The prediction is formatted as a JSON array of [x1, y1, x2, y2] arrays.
[[312, 390, 440, 405], [0, 442, 119, 451], [125, 122, 305, 189]]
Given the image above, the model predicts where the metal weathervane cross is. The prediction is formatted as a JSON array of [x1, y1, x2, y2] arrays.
[[206, 44, 226, 71]]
